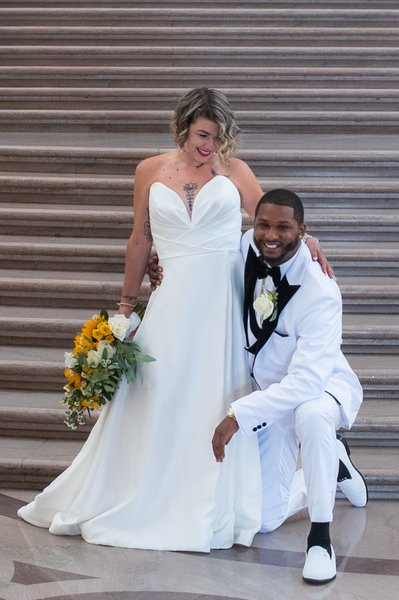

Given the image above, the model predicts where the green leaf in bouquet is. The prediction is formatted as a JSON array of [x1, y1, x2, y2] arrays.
[[99, 309, 109, 320], [134, 302, 146, 320]]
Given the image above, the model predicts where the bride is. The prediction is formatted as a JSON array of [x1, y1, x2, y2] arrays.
[[18, 88, 326, 551]]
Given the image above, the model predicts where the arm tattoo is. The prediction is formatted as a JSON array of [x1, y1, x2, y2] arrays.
[[183, 182, 198, 212], [143, 207, 152, 242]]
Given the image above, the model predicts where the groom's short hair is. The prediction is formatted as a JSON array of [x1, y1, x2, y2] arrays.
[[255, 189, 304, 225]]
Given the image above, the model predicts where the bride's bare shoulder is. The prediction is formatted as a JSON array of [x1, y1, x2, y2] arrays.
[[135, 151, 175, 181]]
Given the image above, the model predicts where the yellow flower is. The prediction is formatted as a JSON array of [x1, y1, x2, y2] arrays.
[[73, 333, 95, 354], [97, 322, 112, 337], [81, 336, 96, 349], [64, 369, 82, 389], [81, 318, 99, 340], [81, 399, 90, 409], [92, 328, 104, 341], [89, 400, 101, 410]]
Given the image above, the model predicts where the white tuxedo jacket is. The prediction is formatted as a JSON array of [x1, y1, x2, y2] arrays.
[[233, 229, 363, 437]]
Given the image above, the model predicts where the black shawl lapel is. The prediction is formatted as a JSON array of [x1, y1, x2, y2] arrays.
[[243, 245, 262, 346], [247, 275, 300, 357]]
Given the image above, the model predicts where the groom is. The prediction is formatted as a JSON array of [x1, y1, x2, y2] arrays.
[[212, 189, 368, 585]]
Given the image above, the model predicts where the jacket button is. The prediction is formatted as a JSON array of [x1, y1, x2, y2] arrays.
[[262, 422, 267, 427], [252, 427, 258, 432], [257, 425, 262, 430]]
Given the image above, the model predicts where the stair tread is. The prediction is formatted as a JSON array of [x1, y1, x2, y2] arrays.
[[0, 307, 396, 328], [0, 390, 65, 410], [0, 347, 397, 370], [356, 400, 399, 422], [0, 393, 398, 416], [0, 268, 124, 279], [3, 173, 399, 189], [0, 131, 398, 151], [0, 270, 395, 285], [2, 206, 399, 219], [0, 435, 84, 463], [1, 238, 398, 249], [0, 437, 397, 477]]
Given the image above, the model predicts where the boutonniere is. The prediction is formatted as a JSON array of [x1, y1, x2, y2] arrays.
[[253, 287, 278, 326]]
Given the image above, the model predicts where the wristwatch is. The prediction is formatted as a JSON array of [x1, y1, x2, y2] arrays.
[[227, 407, 237, 421]]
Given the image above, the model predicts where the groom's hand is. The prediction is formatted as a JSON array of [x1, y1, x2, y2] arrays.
[[212, 417, 239, 463], [147, 253, 163, 290]]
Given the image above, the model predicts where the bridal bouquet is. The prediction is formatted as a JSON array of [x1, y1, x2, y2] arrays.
[[62, 308, 154, 429]]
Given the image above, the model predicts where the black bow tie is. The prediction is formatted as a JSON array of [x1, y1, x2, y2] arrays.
[[249, 252, 281, 287]]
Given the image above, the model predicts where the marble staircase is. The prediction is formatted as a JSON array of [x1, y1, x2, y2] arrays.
[[0, 0, 398, 497]]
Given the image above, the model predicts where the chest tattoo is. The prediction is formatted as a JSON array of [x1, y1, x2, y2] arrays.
[[183, 182, 198, 212]]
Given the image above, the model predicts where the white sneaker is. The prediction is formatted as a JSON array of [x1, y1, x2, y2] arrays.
[[337, 435, 368, 508], [302, 545, 336, 585]]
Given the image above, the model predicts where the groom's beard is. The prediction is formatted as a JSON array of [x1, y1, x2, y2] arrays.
[[255, 237, 301, 267]]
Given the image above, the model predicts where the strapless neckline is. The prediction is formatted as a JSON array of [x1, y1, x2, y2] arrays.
[[150, 176, 237, 221]]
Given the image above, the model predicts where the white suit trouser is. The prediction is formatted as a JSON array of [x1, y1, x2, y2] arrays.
[[258, 392, 344, 532]]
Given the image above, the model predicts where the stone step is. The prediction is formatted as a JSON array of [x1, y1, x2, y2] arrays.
[[1, 26, 399, 48], [3, 1, 399, 8], [2, 142, 399, 178], [0, 266, 397, 309], [4, 0, 399, 7], [0, 312, 397, 353], [0, 406, 93, 440], [2, 66, 399, 89], [338, 277, 399, 313], [3, 87, 399, 112], [0, 206, 398, 241], [349, 355, 399, 401], [0, 341, 399, 402], [0, 348, 397, 394], [1, 109, 399, 134], [0, 270, 143, 308], [0, 389, 64, 410], [0, 436, 85, 489], [0, 396, 398, 442], [1, 8, 399, 27], [0, 236, 397, 275], [347, 400, 399, 447], [2, 172, 399, 208], [0, 172, 131, 206], [2, 45, 399, 68], [0, 435, 397, 494]]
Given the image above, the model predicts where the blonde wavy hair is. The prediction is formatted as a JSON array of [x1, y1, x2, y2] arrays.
[[170, 88, 239, 164]]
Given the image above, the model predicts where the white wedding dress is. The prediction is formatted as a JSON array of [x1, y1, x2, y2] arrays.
[[18, 176, 262, 551]]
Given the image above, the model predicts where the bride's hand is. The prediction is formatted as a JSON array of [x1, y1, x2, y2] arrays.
[[305, 236, 335, 279]]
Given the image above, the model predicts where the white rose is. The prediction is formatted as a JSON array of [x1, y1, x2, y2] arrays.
[[87, 348, 101, 367], [87, 341, 115, 367], [108, 314, 131, 341], [253, 294, 274, 324], [97, 340, 116, 358], [64, 351, 77, 369]]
